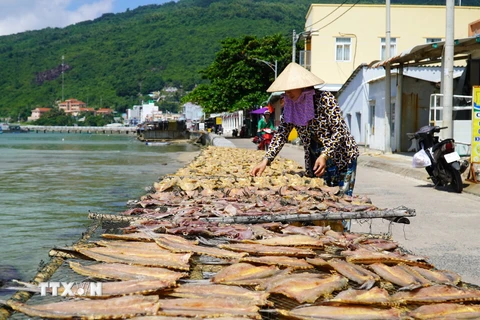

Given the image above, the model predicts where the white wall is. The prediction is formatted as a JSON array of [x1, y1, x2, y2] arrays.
[[337, 67, 385, 146]]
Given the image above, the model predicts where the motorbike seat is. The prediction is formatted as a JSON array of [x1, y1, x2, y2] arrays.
[[432, 138, 455, 153]]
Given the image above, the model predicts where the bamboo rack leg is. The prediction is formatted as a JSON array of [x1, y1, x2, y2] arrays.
[[0, 220, 101, 320]]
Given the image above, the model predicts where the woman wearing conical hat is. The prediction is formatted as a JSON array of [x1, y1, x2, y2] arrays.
[[250, 62, 359, 200]]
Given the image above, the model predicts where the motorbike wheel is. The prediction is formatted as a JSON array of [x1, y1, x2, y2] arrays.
[[449, 167, 463, 193]]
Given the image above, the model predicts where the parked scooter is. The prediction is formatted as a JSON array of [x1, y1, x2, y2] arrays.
[[411, 125, 469, 193]]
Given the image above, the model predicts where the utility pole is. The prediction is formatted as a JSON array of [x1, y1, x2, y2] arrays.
[[292, 30, 297, 63], [384, 0, 392, 153], [442, 0, 455, 139], [62, 55, 65, 102]]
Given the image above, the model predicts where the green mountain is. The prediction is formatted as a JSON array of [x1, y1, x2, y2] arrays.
[[0, 0, 313, 119], [1, 0, 479, 119]]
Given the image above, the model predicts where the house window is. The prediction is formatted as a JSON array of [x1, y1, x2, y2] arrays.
[[426, 38, 442, 43], [335, 37, 351, 61], [380, 37, 397, 60]]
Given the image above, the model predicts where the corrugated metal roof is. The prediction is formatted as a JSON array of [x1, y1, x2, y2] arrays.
[[370, 35, 480, 68]]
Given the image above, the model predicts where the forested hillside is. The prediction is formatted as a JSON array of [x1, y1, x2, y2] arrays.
[[0, 0, 312, 119], [1, 0, 479, 119]]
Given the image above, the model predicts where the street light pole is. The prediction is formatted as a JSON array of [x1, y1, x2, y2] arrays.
[[252, 58, 277, 79]]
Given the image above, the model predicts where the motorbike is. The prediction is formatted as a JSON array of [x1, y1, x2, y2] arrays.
[[411, 125, 469, 193], [252, 128, 275, 151]]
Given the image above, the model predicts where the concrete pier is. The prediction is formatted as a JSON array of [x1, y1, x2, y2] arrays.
[[23, 125, 136, 135]]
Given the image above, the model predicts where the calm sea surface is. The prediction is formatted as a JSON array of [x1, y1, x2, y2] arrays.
[[0, 132, 200, 299]]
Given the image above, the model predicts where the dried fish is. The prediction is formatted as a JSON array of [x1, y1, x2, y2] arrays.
[[277, 305, 403, 319], [211, 262, 282, 285], [240, 255, 313, 270], [155, 297, 261, 319], [6, 295, 160, 319], [154, 234, 246, 260], [392, 284, 480, 304], [241, 234, 324, 247], [407, 303, 480, 319], [369, 263, 431, 289], [408, 266, 461, 285], [219, 242, 315, 257], [326, 287, 392, 306], [169, 283, 271, 306], [262, 273, 348, 303], [74, 245, 191, 270], [342, 248, 434, 268], [60, 279, 176, 298], [69, 261, 188, 281], [328, 258, 380, 290]]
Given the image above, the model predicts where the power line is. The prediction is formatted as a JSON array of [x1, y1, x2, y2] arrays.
[[306, 0, 362, 32], [305, 0, 350, 29]]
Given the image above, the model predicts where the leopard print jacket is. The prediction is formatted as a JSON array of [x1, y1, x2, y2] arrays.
[[264, 90, 359, 176]]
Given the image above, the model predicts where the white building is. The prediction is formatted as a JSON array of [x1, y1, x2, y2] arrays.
[[181, 102, 204, 131], [337, 65, 465, 152], [126, 101, 159, 126]]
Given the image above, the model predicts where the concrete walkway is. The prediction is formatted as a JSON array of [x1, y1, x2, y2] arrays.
[[215, 135, 480, 197]]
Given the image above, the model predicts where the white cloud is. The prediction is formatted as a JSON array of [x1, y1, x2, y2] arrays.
[[0, 0, 114, 36]]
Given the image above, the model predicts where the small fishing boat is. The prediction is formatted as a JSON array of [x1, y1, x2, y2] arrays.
[[145, 141, 170, 146]]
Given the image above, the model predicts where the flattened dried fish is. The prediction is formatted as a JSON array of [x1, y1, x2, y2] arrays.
[[102, 232, 160, 242], [328, 258, 380, 290], [211, 262, 281, 285], [263, 273, 348, 303], [407, 303, 480, 319], [69, 261, 188, 281], [58, 279, 176, 298], [342, 248, 433, 268], [169, 283, 271, 306], [154, 234, 245, 259], [75, 246, 191, 270], [369, 263, 431, 289], [219, 243, 315, 257], [6, 295, 160, 319], [408, 266, 461, 285], [327, 287, 392, 306], [392, 285, 480, 304], [278, 305, 402, 319], [156, 297, 261, 319], [240, 255, 313, 270], [241, 234, 324, 247]]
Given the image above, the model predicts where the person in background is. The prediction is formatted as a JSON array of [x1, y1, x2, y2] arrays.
[[250, 62, 359, 231], [257, 110, 275, 138]]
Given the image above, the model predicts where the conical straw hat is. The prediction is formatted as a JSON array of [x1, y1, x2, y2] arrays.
[[267, 62, 325, 92]]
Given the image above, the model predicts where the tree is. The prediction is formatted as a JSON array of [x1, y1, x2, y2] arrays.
[[182, 33, 291, 114], [34, 108, 74, 126]]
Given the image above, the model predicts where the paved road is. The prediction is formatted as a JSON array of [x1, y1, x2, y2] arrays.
[[226, 137, 480, 286]]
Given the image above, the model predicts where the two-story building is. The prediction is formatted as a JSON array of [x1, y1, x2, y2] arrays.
[[57, 98, 94, 116], [28, 107, 51, 121], [300, 4, 480, 91], [294, 4, 480, 152]]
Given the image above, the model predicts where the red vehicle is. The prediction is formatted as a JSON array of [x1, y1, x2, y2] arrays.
[[252, 128, 275, 150]]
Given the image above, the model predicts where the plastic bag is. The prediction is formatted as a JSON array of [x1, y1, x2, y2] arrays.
[[412, 149, 432, 168]]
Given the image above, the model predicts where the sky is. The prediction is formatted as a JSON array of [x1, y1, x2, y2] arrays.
[[0, 0, 176, 36]]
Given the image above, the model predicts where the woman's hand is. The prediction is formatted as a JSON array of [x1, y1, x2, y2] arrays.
[[313, 154, 327, 177], [250, 158, 269, 177]]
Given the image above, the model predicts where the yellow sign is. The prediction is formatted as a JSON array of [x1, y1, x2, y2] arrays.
[[215, 117, 222, 125], [472, 86, 480, 163]]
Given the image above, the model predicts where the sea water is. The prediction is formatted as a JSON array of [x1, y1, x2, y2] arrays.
[[0, 132, 200, 299]]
